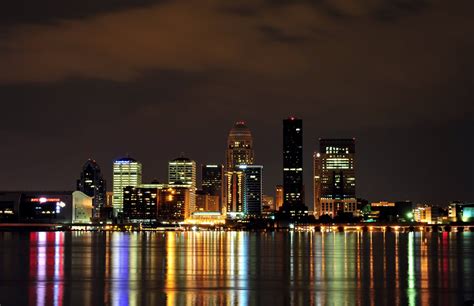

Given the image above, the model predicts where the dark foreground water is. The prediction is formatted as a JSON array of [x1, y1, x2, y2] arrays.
[[0, 231, 473, 306]]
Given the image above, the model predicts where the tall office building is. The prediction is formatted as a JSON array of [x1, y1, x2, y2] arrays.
[[201, 164, 224, 210], [224, 170, 245, 215], [226, 121, 254, 170], [275, 185, 284, 210], [224, 121, 254, 217], [280, 117, 308, 219], [239, 165, 263, 216], [168, 156, 196, 214], [77, 159, 106, 217], [314, 139, 356, 217], [112, 156, 142, 215]]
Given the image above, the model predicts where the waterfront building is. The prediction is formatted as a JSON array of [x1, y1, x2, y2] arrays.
[[0, 191, 92, 223], [280, 117, 308, 219], [112, 156, 142, 216], [77, 159, 106, 218], [314, 139, 356, 218]]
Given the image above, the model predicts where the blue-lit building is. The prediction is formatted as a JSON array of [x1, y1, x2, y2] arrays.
[[239, 165, 263, 216]]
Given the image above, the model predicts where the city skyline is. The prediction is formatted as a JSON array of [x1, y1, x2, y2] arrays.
[[0, 117, 471, 208]]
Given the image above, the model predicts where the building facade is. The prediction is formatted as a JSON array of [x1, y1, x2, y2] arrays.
[[112, 156, 142, 216], [224, 170, 245, 216], [77, 159, 106, 218], [123, 187, 159, 222], [157, 187, 190, 222], [314, 139, 356, 218]]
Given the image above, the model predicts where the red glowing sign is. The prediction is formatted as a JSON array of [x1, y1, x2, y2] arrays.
[[31, 198, 61, 203]]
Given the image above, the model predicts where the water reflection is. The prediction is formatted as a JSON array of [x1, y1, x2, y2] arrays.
[[0, 232, 473, 306]]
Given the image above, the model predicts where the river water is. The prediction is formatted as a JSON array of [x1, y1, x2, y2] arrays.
[[0, 231, 473, 306]]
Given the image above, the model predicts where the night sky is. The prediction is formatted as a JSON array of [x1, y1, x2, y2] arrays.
[[0, 0, 472, 208]]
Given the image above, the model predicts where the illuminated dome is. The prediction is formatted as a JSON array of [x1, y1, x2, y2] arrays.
[[226, 121, 254, 169], [228, 121, 252, 139]]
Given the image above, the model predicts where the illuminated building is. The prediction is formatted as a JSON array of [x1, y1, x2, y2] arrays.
[[275, 185, 284, 210], [448, 202, 474, 222], [168, 156, 196, 214], [369, 201, 414, 222], [112, 156, 142, 216], [413, 205, 433, 223], [315, 139, 356, 218], [184, 211, 226, 225], [157, 187, 190, 222], [226, 121, 254, 170], [239, 165, 263, 216], [72, 191, 93, 223], [201, 164, 224, 210], [224, 170, 245, 216], [123, 187, 159, 222], [280, 117, 308, 219], [76, 159, 106, 218], [0, 191, 92, 223]]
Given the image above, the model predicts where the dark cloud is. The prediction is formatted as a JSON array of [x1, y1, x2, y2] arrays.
[[0, 0, 167, 27], [0, 0, 473, 205], [258, 25, 309, 43]]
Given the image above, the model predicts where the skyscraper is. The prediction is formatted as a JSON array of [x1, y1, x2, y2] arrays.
[[112, 156, 142, 216], [226, 121, 254, 170], [239, 165, 263, 216], [168, 156, 196, 214], [77, 159, 106, 217], [224, 170, 245, 215], [314, 139, 356, 217], [224, 121, 254, 217], [280, 117, 308, 219], [201, 164, 224, 210]]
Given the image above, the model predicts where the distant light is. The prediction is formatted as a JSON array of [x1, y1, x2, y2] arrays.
[[289, 223, 295, 229], [39, 197, 47, 203]]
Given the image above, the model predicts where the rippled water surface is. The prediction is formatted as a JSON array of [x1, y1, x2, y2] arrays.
[[0, 231, 473, 306]]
